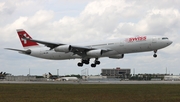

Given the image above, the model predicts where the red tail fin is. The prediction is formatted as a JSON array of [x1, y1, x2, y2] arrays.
[[17, 29, 39, 48]]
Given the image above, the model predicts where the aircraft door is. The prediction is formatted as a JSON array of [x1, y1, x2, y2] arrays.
[[151, 38, 157, 49]]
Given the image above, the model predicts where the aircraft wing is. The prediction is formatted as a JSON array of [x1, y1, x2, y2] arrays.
[[23, 37, 111, 56], [70, 45, 93, 56], [23, 38, 65, 49], [23, 37, 92, 50]]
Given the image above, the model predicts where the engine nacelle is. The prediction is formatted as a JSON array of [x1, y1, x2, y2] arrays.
[[54, 45, 71, 52], [86, 50, 102, 57], [109, 54, 124, 59]]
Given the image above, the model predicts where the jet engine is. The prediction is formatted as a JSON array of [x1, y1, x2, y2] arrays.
[[109, 54, 124, 59], [54, 45, 71, 52], [86, 49, 102, 57]]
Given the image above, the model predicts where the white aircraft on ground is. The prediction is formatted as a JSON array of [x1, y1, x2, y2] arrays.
[[6, 29, 172, 67]]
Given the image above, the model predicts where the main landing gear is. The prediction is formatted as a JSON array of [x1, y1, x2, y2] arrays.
[[77, 59, 90, 67], [91, 58, 100, 68], [153, 50, 157, 58], [77, 58, 100, 68]]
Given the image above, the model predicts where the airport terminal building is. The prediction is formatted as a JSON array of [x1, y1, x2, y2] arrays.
[[101, 68, 131, 79]]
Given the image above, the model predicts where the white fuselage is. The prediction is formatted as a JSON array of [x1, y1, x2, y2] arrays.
[[28, 37, 172, 60]]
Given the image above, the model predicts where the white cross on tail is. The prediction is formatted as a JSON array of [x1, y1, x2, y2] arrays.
[[21, 34, 30, 44]]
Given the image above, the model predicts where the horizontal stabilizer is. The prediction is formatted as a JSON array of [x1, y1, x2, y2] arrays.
[[5, 48, 31, 55]]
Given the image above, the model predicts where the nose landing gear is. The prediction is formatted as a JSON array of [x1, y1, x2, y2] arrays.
[[153, 54, 157, 58], [153, 50, 157, 58]]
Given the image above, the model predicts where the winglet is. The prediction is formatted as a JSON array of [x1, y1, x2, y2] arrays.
[[16, 29, 39, 49]]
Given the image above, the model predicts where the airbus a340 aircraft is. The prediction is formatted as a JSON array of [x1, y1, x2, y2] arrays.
[[6, 29, 172, 67]]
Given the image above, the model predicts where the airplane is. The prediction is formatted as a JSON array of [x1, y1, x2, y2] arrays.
[[5, 29, 172, 67], [0, 72, 9, 79], [48, 72, 59, 79], [47, 72, 78, 81], [59, 77, 79, 81]]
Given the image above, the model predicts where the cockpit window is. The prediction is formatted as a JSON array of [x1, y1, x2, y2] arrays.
[[162, 37, 168, 40]]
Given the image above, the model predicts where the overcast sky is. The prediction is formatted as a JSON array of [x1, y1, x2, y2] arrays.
[[0, 0, 180, 76]]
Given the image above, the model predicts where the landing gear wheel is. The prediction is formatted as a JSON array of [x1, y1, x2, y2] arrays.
[[153, 54, 157, 58], [77, 63, 83, 67], [82, 59, 90, 65], [91, 64, 96, 67], [153, 50, 157, 58], [84, 61, 89, 64], [95, 61, 100, 65]]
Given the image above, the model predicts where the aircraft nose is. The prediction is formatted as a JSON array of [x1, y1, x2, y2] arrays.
[[168, 40, 173, 45]]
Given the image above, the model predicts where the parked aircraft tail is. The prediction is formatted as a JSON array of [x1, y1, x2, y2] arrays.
[[49, 72, 53, 76]]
